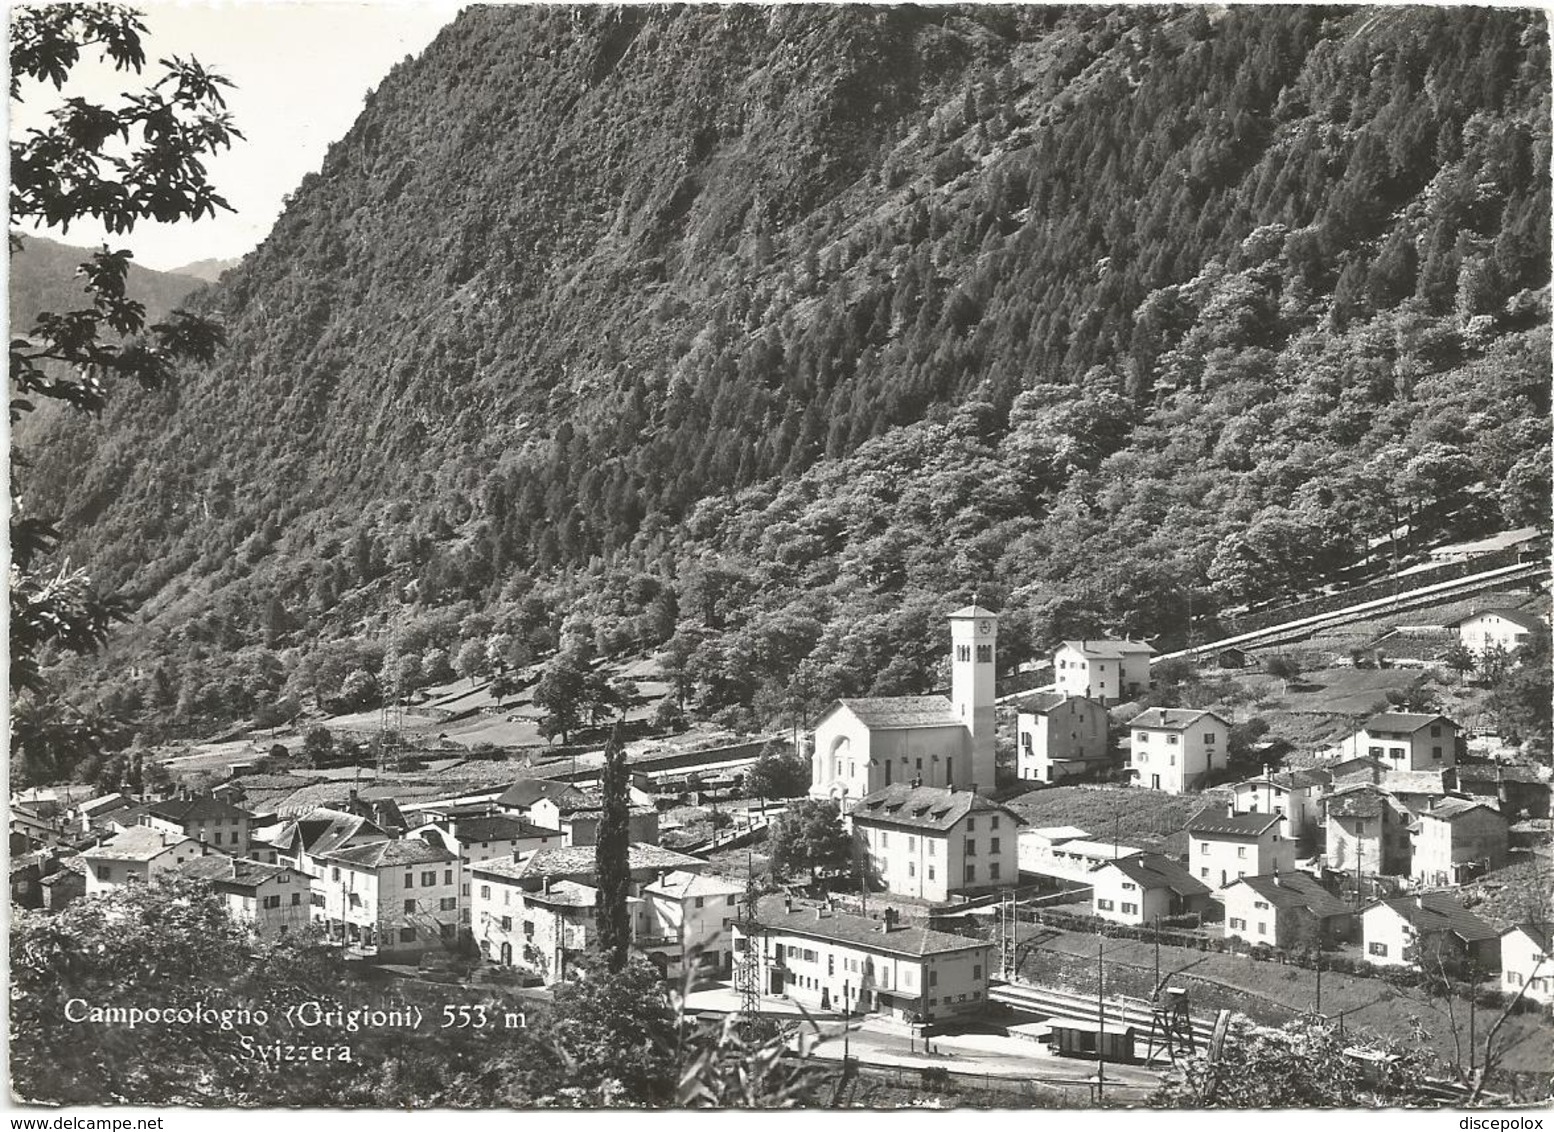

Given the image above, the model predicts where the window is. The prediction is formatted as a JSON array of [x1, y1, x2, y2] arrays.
[[881, 832, 888, 848], [1167, 735, 1179, 746], [976, 644, 992, 664], [1203, 732, 1216, 744], [400, 927, 416, 943], [1257, 922, 1266, 934], [1198, 842, 1209, 854], [1136, 732, 1149, 743], [964, 864, 976, 883], [1430, 725, 1442, 737], [989, 837, 1000, 854], [1229, 917, 1246, 930], [965, 838, 977, 856], [991, 816, 1000, 830], [1137, 752, 1148, 764], [907, 836, 915, 851], [263, 894, 281, 909], [990, 862, 1002, 882], [97, 865, 111, 882], [213, 832, 223, 846], [908, 863, 916, 878], [422, 871, 436, 887], [480, 884, 490, 900], [332, 867, 341, 881], [291, 892, 302, 906], [1098, 898, 1115, 911], [1200, 868, 1209, 878], [928, 841, 937, 857], [966, 817, 976, 831], [1122, 881, 1138, 891], [1254, 900, 1270, 910], [1432, 747, 1443, 760], [1237, 846, 1246, 859], [929, 970, 938, 986], [928, 867, 936, 881], [1368, 746, 1384, 758], [973, 964, 982, 980], [444, 869, 453, 884], [311, 893, 325, 908], [439, 897, 456, 912], [404, 899, 416, 913], [404, 872, 414, 888], [1369, 942, 1388, 957], [1390, 748, 1405, 761], [1122, 902, 1138, 915]]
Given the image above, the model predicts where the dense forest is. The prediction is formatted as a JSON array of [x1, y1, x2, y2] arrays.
[[20, 5, 1552, 764]]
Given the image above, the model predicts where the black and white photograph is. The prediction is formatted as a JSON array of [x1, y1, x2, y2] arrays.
[[7, 0, 1553, 1113]]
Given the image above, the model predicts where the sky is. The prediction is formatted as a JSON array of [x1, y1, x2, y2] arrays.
[[11, 1, 467, 273]]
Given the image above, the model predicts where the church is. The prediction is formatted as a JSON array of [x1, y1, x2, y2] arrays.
[[809, 605, 998, 803]]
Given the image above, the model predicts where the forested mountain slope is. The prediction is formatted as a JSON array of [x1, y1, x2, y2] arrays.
[[22, 5, 1551, 754], [9, 233, 206, 333]]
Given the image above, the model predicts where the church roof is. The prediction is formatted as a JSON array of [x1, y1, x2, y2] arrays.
[[947, 605, 999, 619], [832, 696, 961, 730]]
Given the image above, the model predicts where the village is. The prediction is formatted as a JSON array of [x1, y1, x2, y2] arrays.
[[10, 568, 1553, 1101]]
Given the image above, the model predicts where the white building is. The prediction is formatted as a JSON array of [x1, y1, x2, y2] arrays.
[[176, 855, 313, 939], [1230, 767, 1331, 842], [810, 605, 998, 804], [732, 896, 994, 1023], [315, 838, 462, 958], [639, 869, 747, 981], [1333, 712, 1459, 772], [1456, 608, 1544, 656], [1186, 808, 1295, 894], [79, 827, 211, 896], [1052, 639, 1154, 704], [1360, 894, 1500, 972], [143, 794, 256, 858], [1222, 872, 1353, 950], [1017, 826, 1142, 885], [850, 784, 1022, 902], [1128, 708, 1230, 793], [1089, 853, 1211, 926], [1015, 694, 1112, 784], [1411, 798, 1508, 887], [1500, 924, 1553, 1003]]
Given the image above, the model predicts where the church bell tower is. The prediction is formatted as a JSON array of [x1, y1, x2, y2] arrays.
[[948, 605, 997, 791]]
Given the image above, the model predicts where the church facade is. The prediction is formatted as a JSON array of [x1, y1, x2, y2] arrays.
[[809, 606, 998, 804]]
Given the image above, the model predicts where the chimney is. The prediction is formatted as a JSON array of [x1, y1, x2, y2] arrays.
[[1227, 802, 1236, 817], [658, 869, 667, 887], [970, 782, 979, 797]]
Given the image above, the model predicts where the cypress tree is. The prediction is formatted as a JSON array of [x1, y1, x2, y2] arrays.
[[594, 722, 632, 973]]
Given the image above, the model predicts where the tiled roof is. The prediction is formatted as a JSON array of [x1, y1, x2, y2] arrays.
[[1020, 692, 1071, 714], [850, 784, 1023, 833], [526, 880, 599, 908], [1364, 894, 1499, 942], [1185, 810, 1282, 838], [1062, 638, 1155, 659], [1423, 798, 1505, 823], [496, 779, 590, 811], [1237, 768, 1333, 792], [1456, 608, 1545, 632], [474, 842, 705, 884], [1228, 872, 1351, 918], [947, 604, 1000, 619], [832, 696, 961, 730], [284, 808, 386, 857], [1362, 712, 1456, 734], [175, 855, 298, 890], [1379, 771, 1449, 796], [322, 839, 456, 869], [81, 827, 200, 862], [147, 795, 253, 825], [440, 815, 559, 843], [642, 869, 746, 901], [1098, 852, 1211, 898], [78, 793, 129, 816], [1128, 707, 1227, 731], [1453, 765, 1546, 785], [745, 895, 992, 958], [1325, 786, 1389, 820]]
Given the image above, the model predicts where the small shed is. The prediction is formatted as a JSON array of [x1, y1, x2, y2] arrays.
[[1217, 647, 1249, 669], [1048, 1019, 1136, 1063]]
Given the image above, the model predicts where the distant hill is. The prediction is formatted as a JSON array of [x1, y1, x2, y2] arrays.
[[17, 5, 1551, 766], [165, 256, 242, 284], [9, 234, 206, 333]]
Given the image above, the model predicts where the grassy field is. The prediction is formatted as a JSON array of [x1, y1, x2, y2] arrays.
[[1222, 667, 1424, 716], [1003, 785, 1220, 853], [1018, 926, 1554, 1079]]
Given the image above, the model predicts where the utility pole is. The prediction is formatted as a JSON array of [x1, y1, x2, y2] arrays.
[[1154, 915, 1161, 991], [1469, 961, 1478, 1078], [843, 979, 851, 1067], [1315, 952, 1322, 1014], [1097, 939, 1106, 1104]]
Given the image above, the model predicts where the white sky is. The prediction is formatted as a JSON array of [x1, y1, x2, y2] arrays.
[[10, 0, 467, 272]]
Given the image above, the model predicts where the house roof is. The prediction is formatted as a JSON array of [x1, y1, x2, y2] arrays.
[[745, 895, 992, 959], [1128, 707, 1228, 731], [1236, 767, 1332, 792], [947, 604, 1000, 620], [175, 855, 298, 890], [147, 795, 253, 825], [1226, 872, 1351, 918], [1363, 894, 1499, 942], [496, 779, 591, 811], [283, 808, 386, 857], [1453, 765, 1546, 786], [642, 869, 745, 901], [81, 826, 200, 862], [525, 879, 599, 908], [1423, 798, 1506, 824], [437, 815, 559, 843], [850, 784, 1024, 833], [322, 839, 456, 869], [1097, 852, 1211, 898], [1185, 810, 1282, 838], [78, 793, 130, 817], [1362, 712, 1456, 734], [1025, 825, 1091, 844], [830, 696, 962, 730], [1062, 638, 1155, 659], [1457, 608, 1544, 632], [1019, 692, 1070, 714], [1379, 770, 1450, 796], [473, 843, 705, 885], [1324, 785, 1391, 820]]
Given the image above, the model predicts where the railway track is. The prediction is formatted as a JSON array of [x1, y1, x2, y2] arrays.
[[988, 980, 1217, 1047]]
